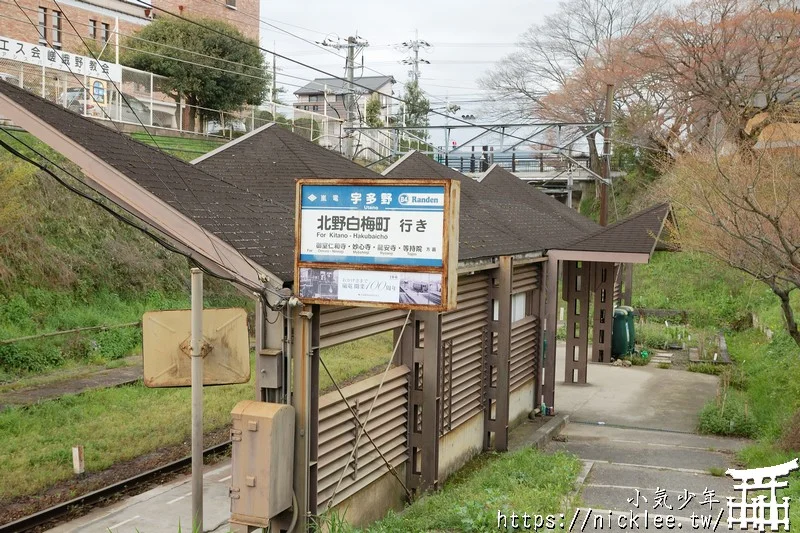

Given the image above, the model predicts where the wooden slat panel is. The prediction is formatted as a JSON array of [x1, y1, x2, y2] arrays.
[[441, 272, 490, 433], [316, 366, 409, 510], [509, 263, 539, 390]]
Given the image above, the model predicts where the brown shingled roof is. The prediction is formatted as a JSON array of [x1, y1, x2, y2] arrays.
[[193, 123, 377, 209], [384, 152, 599, 257], [383, 151, 545, 259], [479, 164, 600, 245], [0, 79, 297, 281], [563, 203, 672, 255]]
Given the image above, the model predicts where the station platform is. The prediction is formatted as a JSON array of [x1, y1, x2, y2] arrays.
[[48, 462, 234, 533]]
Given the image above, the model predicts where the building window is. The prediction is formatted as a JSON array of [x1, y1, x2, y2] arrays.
[[52, 11, 61, 48], [309, 95, 320, 102], [37, 7, 47, 45], [101, 22, 110, 44], [89, 19, 97, 40], [92, 80, 106, 104], [225, 0, 236, 8], [303, 105, 309, 111], [312, 105, 319, 112]]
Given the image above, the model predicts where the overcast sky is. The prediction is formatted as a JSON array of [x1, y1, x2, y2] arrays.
[[258, 0, 562, 146]]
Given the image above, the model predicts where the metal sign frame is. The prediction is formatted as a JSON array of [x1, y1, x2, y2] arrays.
[[294, 178, 459, 311]]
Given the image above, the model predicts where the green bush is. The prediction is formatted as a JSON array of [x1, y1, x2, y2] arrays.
[[0, 342, 63, 373], [635, 322, 674, 350], [698, 389, 759, 438]]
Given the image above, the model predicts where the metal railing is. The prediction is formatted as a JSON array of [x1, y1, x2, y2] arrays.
[[0, 57, 396, 160]]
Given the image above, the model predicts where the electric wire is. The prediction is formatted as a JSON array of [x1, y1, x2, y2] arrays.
[[6, 2, 289, 307], [126, 0, 594, 149], [0, 127, 287, 310], [50, 0, 266, 288]]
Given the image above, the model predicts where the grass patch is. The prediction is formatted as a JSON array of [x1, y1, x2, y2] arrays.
[[0, 288, 250, 381], [687, 362, 725, 375], [320, 333, 394, 393], [352, 448, 580, 532], [0, 374, 250, 500], [656, 362, 671, 369], [0, 333, 390, 501], [633, 252, 778, 329], [128, 133, 225, 161]]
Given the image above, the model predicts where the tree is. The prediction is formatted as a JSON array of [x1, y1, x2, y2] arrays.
[[400, 80, 430, 139], [365, 93, 383, 128], [656, 135, 800, 346], [123, 17, 269, 131], [636, 0, 800, 149], [480, 0, 661, 170]]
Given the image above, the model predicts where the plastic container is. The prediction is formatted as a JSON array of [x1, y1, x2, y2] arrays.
[[612, 307, 630, 357], [619, 305, 636, 354]]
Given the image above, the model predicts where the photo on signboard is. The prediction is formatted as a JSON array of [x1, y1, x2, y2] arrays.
[[299, 267, 339, 299], [398, 273, 443, 306]]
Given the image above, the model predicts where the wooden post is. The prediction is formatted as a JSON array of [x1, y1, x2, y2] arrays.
[[290, 304, 320, 531], [72, 445, 85, 475], [485, 256, 512, 451], [418, 311, 441, 490], [542, 256, 559, 410], [396, 321, 418, 493], [592, 262, 615, 363], [564, 262, 590, 384], [623, 263, 634, 306]]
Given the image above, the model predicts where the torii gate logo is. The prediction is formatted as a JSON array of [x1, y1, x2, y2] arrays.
[[726, 458, 799, 531]]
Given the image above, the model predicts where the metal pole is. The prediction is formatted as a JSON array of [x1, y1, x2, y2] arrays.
[[190, 268, 204, 533], [344, 36, 355, 159], [149, 73, 154, 127], [114, 17, 119, 65], [599, 84, 614, 226]]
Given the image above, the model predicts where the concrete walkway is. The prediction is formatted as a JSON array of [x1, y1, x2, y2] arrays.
[[550, 343, 749, 532]]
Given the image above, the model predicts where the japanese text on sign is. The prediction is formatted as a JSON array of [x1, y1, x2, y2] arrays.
[[0, 35, 122, 82], [299, 184, 445, 267]]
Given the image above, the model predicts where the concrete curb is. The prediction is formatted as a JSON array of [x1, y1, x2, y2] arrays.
[[510, 413, 570, 452], [533, 413, 570, 449]]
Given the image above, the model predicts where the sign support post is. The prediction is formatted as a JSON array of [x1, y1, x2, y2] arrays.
[[191, 268, 204, 532]]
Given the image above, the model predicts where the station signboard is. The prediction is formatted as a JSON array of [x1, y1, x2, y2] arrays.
[[294, 178, 460, 311]]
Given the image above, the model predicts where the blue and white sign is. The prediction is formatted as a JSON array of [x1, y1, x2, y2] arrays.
[[295, 179, 460, 311], [299, 184, 446, 267]]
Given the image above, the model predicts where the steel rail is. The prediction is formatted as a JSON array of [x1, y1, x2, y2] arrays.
[[0, 441, 232, 532]]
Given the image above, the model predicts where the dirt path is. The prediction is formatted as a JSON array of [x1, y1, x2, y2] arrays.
[[0, 359, 142, 410]]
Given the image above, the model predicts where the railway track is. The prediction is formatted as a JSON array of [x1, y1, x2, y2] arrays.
[[0, 441, 232, 533]]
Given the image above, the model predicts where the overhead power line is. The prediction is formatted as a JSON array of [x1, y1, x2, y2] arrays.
[[126, 0, 584, 148]]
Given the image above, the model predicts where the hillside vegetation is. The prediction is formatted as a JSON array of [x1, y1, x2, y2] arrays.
[[0, 132, 247, 382], [635, 251, 800, 523]]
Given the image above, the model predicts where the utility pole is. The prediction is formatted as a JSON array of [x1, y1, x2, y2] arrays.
[[271, 46, 277, 102], [401, 29, 431, 83], [321, 36, 369, 159], [345, 36, 356, 159], [599, 84, 614, 226]]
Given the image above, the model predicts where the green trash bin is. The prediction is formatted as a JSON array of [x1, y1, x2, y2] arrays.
[[620, 305, 636, 354], [612, 308, 629, 357]]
